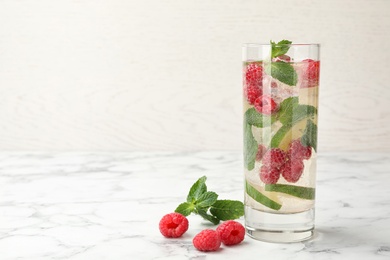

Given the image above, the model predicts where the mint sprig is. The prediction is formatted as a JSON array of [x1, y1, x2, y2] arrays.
[[175, 176, 244, 225], [271, 39, 292, 58], [266, 40, 297, 86]]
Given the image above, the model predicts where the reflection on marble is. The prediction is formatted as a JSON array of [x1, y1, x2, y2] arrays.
[[0, 152, 389, 259]]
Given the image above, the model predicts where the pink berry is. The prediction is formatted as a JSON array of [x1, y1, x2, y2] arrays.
[[256, 144, 267, 161], [159, 213, 189, 238], [271, 81, 278, 88], [289, 139, 312, 160], [253, 95, 278, 115], [245, 84, 262, 105], [245, 63, 263, 86], [216, 220, 245, 246], [273, 54, 291, 63], [262, 148, 288, 169], [281, 160, 304, 183], [260, 165, 280, 184], [193, 229, 221, 252], [301, 59, 320, 88]]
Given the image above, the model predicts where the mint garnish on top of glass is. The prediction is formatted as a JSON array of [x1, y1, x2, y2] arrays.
[[265, 39, 298, 86]]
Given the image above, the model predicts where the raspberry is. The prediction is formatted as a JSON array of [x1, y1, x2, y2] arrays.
[[245, 63, 263, 86], [159, 213, 189, 238], [260, 165, 280, 184], [193, 229, 221, 252], [281, 160, 304, 183], [245, 84, 262, 105], [273, 54, 291, 63], [216, 220, 245, 246], [271, 81, 278, 88], [288, 139, 312, 160], [253, 95, 278, 115], [301, 59, 320, 88], [255, 144, 267, 161], [262, 148, 287, 169]]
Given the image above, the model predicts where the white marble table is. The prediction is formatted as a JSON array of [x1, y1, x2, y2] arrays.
[[0, 152, 389, 259]]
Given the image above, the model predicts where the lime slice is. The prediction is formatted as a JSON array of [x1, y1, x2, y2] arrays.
[[265, 184, 315, 200], [272, 118, 309, 151], [245, 181, 282, 210]]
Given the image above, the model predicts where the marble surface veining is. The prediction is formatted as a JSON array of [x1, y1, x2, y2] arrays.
[[0, 152, 389, 260]]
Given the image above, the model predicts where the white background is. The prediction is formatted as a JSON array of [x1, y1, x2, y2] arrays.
[[0, 0, 389, 152]]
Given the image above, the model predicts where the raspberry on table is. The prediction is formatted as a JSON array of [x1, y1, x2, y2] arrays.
[[281, 160, 304, 183], [245, 63, 263, 86], [288, 139, 312, 160], [193, 229, 221, 252], [216, 220, 245, 246], [256, 144, 267, 161], [253, 95, 278, 115], [262, 148, 287, 169], [245, 84, 262, 105], [260, 165, 281, 184], [159, 213, 189, 238]]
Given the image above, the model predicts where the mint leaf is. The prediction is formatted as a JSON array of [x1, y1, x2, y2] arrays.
[[271, 40, 292, 58], [175, 176, 244, 225], [278, 97, 317, 125], [209, 200, 244, 221], [268, 61, 298, 86], [187, 176, 207, 203], [196, 208, 220, 225], [175, 202, 194, 216], [245, 108, 274, 128], [244, 123, 257, 171], [195, 191, 218, 208], [301, 119, 318, 152], [270, 98, 317, 148], [245, 181, 282, 210], [278, 97, 299, 125]]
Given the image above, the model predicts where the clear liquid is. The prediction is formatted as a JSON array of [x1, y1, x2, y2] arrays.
[[243, 62, 319, 215]]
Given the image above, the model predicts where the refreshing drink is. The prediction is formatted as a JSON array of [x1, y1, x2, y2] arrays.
[[242, 41, 320, 242]]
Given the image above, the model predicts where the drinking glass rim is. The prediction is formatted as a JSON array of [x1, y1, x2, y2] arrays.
[[243, 43, 320, 47]]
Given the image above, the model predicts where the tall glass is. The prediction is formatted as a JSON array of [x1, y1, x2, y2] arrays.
[[242, 43, 320, 243]]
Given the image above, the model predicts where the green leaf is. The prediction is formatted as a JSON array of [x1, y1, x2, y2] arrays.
[[277, 97, 299, 125], [245, 181, 282, 210], [195, 191, 218, 208], [270, 98, 317, 148], [278, 97, 317, 126], [301, 119, 318, 152], [196, 208, 220, 225], [271, 39, 292, 58], [265, 184, 315, 200], [175, 202, 194, 216], [187, 176, 207, 203], [209, 200, 244, 221], [244, 123, 257, 171], [244, 108, 275, 128], [268, 61, 298, 86]]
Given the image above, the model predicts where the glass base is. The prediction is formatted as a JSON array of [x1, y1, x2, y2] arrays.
[[245, 206, 315, 243]]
